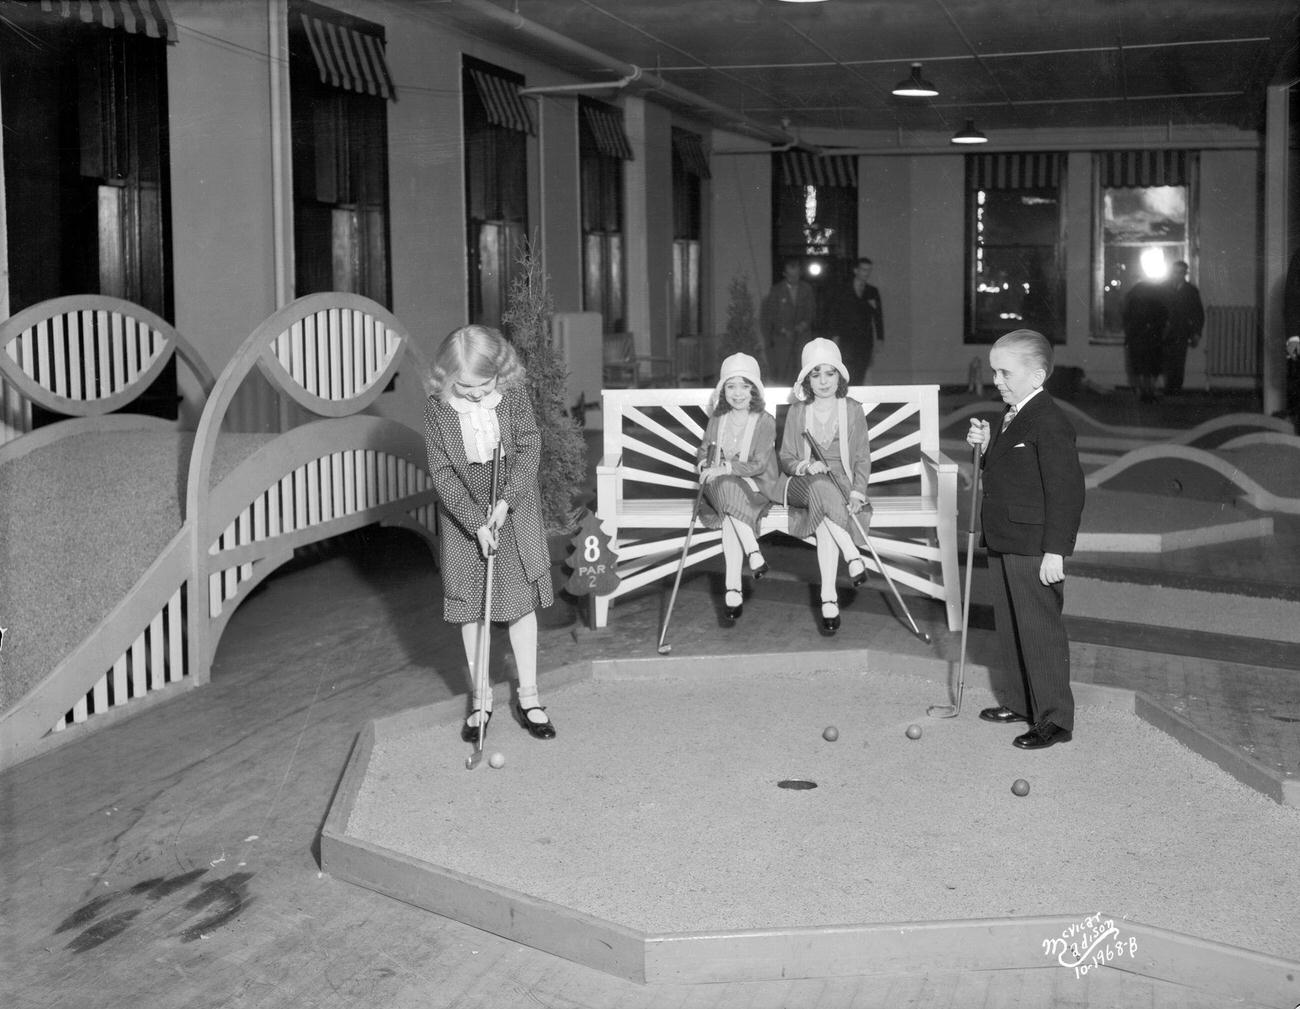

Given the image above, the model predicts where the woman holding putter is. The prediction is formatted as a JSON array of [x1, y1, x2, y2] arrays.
[[696, 353, 782, 622], [779, 338, 873, 634]]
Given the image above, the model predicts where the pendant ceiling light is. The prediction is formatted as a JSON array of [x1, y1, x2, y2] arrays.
[[891, 63, 938, 98], [950, 120, 988, 144]]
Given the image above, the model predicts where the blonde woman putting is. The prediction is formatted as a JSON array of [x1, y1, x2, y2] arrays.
[[697, 353, 783, 621], [423, 325, 557, 741], [779, 338, 872, 633]]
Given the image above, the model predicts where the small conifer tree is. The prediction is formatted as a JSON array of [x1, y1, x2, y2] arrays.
[[502, 237, 587, 533], [720, 273, 766, 371]]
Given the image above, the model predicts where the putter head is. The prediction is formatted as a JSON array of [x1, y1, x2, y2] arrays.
[[465, 749, 484, 770], [927, 703, 958, 719], [657, 644, 671, 655]]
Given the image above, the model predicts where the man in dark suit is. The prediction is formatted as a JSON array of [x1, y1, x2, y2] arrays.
[[829, 257, 884, 382], [1122, 278, 1167, 403], [761, 259, 816, 383], [967, 330, 1086, 750], [1284, 248, 1300, 434], [1160, 260, 1204, 395]]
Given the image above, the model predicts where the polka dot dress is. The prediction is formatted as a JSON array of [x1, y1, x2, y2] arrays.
[[424, 388, 554, 626], [441, 456, 552, 625]]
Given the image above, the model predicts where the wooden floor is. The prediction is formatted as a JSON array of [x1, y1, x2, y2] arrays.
[[2, 520, 1292, 1009]]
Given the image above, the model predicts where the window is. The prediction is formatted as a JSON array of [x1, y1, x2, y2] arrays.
[[771, 151, 857, 325], [1, 3, 176, 419], [579, 98, 631, 333], [966, 153, 1066, 344], [289, 1, 394, 306], [1095, 151, 1195, 343], [671, 129, 708, 338], [463, 59, 531, 328]]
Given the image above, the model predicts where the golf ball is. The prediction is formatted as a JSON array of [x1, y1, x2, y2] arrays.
[[822, 726, 839, 742], [1012, 778, 1030, 796], [905, 724, 922, 740], [488, 752, 506, 769]]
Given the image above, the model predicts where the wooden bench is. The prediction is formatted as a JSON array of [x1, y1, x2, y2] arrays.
[[591, 385, 961, 631]]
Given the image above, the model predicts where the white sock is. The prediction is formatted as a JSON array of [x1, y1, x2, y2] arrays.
[[517, 686, 549, 723]]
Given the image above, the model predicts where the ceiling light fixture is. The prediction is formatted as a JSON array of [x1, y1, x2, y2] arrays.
[[950, 120, 988, 144], [891, 63, 938, 98]]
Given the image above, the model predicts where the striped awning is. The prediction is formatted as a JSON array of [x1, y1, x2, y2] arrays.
[[969, 152, 1062, 190], [672, 130, 711, 179], [467, 68, 535, 135], [300, 13, 396, 101], [582, 104, 634, 160], [38, 0, 177, 43], [1099, 150, 1189, 188], [778, 151, 857, 188]]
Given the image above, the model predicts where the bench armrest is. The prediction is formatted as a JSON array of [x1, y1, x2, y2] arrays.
[[597, 452, 624, 473], [921, 447, 958, 474]]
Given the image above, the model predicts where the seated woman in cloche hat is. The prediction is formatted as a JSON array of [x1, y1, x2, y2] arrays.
[[778, 338, 873, 633], [697, 352, 783, 621]]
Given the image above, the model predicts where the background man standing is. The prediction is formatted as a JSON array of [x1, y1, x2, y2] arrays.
[[829, 257, 885, 383], [1122, 277, 1168, 402], [1161, 260, 1205, 395], [1281, 248, 1300, 434], [761, 259, 815, 383]]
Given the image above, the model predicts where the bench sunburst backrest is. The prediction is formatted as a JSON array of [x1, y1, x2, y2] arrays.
[[0, 295, 215, 444], [603, 385, 943, 500]]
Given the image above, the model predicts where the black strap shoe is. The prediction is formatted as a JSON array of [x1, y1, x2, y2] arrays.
[[461, 709, 492, 742], [724, 589, 744, 621], [979, 705, 1028, 724], [748, 552, 769, 580], [847, 557, 868, 587], [820, 601, 840, 633], [514, 701, 556, 740]]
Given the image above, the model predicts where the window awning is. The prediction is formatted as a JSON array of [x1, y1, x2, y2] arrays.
[[778, 151, 857, 188], [969, 152, 1062, 190], [300, 12, 396, 101], [38, 0, 178, 43], [467, 68, 535, 135], [1099, 150, 1188, 188], [672, 130, 711, 179], [582, 104, 634, 161]]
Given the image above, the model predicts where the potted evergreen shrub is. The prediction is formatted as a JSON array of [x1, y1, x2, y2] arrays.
[[720, 273, 767, 372], [501, 238, 588, 625]]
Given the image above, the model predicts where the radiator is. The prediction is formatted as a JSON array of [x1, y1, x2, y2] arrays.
[[1204, 305, 1258, 378]]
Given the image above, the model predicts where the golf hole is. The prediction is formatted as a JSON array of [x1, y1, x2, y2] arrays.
[[777, 779, 818, 790]]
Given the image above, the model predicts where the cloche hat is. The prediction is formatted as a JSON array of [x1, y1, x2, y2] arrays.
[[711, 352, 765, 409], [794, 337, 849, 399]]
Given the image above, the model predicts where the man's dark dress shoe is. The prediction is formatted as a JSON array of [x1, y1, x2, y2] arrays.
[[1013, 722, 1072, 749], [979, 705, 1028, 724]]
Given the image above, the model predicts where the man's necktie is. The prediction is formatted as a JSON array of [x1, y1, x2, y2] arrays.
[[1000, 405, 1018, 433]]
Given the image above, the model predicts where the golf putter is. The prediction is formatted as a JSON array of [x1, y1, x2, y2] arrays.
[[801, 431, 931, 643], [657, 442, 715, 655], [466, 444, 502, 769]]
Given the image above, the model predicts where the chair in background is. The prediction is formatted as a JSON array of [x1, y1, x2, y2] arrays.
[[602, 333, 639, 388], [603, 332, 677, 388]]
